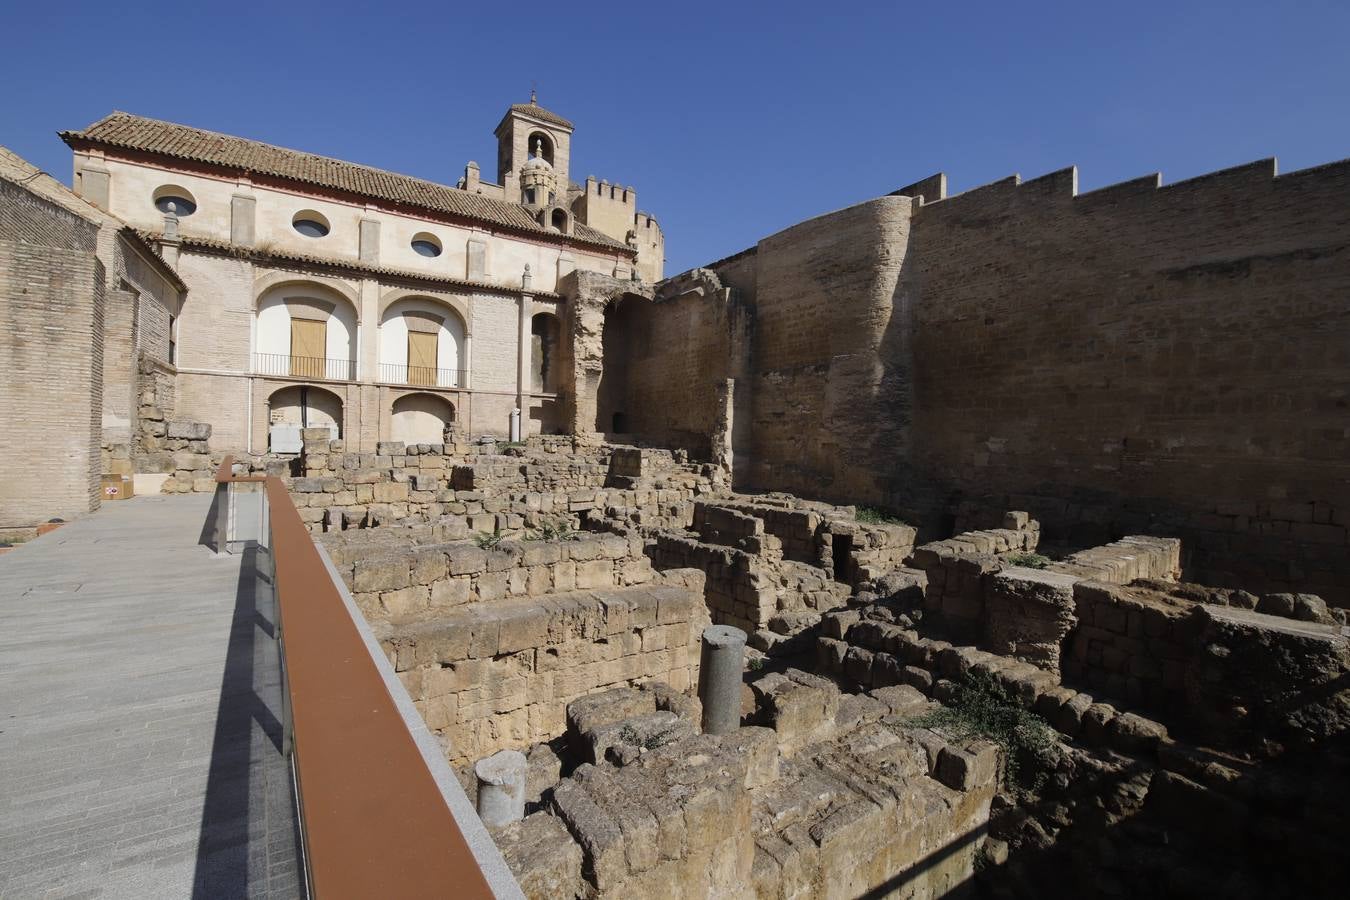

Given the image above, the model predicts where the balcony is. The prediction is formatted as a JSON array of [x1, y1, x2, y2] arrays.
[[254, 352, 357, 381], [378, 362, 467, 389]]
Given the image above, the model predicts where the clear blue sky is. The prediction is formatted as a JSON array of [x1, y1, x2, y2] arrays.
[[3, 0, 1348, 275]]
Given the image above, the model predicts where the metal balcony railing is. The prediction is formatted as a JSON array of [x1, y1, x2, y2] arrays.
[[210, 458, 513, 898], [254, 353, 357, 381], [378, 362, 467, 389]]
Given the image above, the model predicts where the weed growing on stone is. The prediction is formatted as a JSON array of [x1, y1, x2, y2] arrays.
[[474, 531, 505, 550], [525, 520, 577, 542], [907, 672, 1057, 791], [1004, 552, 1052, 569], [855, 506, 906, 526]]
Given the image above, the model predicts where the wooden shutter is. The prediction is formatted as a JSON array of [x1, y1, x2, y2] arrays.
[[407, 331, 438, 386], [290, 318, 327, 379]]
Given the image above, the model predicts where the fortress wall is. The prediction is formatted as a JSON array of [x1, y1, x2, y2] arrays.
[[737, 195, 916, 500], [902, 157, 1350, 602]]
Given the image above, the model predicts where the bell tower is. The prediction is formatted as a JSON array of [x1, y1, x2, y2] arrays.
[[495, 91, 573, 203]]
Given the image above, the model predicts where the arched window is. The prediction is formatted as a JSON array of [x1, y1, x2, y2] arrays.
[[152, 185, 197, 216], [528, 132, 554, 166], [292, 210, 330, 238], [268, 384, 343, 448], [411, 232, 442, 258], [378, 298, 466, 388]]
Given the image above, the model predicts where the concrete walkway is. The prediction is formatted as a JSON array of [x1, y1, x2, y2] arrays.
[[0, 493, 301, 899]]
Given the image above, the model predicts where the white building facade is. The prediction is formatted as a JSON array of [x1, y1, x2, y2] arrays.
[[60, 99, 664, 452]]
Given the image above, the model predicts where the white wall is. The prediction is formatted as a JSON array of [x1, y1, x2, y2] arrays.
[[390, 393, 456, 444], [255, 288, 357, 366], [378, 298, 466, 387], [95, 154, 628, 293]]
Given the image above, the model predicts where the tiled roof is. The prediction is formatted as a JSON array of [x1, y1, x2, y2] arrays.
[[507, 102, 574, 130], [61, 112, 625, 252], [140, 230, 561, 298]]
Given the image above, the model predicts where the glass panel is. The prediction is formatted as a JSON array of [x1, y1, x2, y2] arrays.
[[294, 219, 329, 238], [154, 196, 196, 216], [411, 240, 441, 258]]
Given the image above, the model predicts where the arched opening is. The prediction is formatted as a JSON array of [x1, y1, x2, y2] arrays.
[[391, 393, 456, 446], [268, 384, 343, 450], [550, 208, 569, 233], [378, 298, 466, 388], [595, 295, 653, 435], [531, 312, 560, 392], [255, 283, 358, 380], [528, 131, 554, 167]]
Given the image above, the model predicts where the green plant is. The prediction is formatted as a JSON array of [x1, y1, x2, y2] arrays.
[[747, 656, 765, 671], [524, 519, 577, 542], [474, 531, 504, 550], [855, 506, 906, 526], [905, 672, 1058, 791], [1005, 552, 1052, 569]]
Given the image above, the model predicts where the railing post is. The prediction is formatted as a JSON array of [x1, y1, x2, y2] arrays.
[[213, 481, 231, 556]]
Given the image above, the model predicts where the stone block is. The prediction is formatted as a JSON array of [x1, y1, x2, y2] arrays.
[[936, 740, 1000, 791]]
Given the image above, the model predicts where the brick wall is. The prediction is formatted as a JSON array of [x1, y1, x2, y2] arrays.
[[0, 178, 104, 526]]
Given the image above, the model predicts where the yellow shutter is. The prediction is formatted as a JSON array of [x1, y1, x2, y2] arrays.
[[408, 331, 438, 386], [290, 318, 327, 379]]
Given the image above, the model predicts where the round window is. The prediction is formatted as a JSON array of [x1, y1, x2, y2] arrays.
[[152, 185, 197, 216], [292, 210, 330, 238], [411, 232, 442, 257]]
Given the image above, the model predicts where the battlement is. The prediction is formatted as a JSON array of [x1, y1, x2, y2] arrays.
[[918, 155, 1350, 216], [584, 175, 637, 206]]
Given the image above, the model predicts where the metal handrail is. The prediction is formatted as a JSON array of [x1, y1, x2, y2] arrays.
[[254, 353, 357, 381], [377, 362, 467, 389], [213, 457, 496, 898]]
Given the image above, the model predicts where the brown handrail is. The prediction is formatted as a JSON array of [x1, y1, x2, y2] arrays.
[[216, 456, 495, 898]]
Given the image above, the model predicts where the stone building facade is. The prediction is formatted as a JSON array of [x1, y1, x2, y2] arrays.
[[57, 98, 665, 455]]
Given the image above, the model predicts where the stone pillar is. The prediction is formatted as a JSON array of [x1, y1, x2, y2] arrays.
[[698, 625, 747, 734], [474, 749, 527, 828], [517, 267, 532, 417]]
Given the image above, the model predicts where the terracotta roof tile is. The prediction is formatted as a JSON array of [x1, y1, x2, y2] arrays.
[[62, 112, 625, 252], [507, 102, 574, 129]]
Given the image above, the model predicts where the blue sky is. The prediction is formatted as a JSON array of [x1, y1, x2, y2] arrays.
[[3, 0, 1348, 274]]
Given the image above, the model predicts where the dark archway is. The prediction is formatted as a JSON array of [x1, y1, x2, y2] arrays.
[[595, 295, 653, 435], [531, 313, 561, 392]]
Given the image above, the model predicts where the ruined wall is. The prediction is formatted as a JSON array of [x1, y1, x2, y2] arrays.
[[0, 178, 104, 527], [902, 161, 1350, 603]]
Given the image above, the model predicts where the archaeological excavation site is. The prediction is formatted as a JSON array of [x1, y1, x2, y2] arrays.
[[5, 92, 1349, 900]]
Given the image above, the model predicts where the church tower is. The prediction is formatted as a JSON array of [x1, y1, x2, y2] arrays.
[[495, 92, 572, 205]]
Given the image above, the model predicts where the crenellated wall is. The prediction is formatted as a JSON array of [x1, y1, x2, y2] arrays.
[[661, 155, 1350, 604]]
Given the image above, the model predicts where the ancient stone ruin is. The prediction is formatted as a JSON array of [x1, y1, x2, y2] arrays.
[[238, 429, 1350, 899]]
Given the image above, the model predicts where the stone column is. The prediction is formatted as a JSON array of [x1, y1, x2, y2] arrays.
[[516, 267, 532, 431], [698, 625, 747, 734], [475, 749, 527, 828]]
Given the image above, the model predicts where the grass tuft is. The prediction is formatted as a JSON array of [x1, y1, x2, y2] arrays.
[[1004, 552, 1052, 569], [906, 672, 1058, 791]]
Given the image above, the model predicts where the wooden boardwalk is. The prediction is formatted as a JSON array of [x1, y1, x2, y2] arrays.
[[0, 492, 300, 899]]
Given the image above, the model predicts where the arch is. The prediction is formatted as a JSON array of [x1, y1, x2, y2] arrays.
[[256, 280, 359, 379], [379, 297, 467, 388], [531, 312, 561, 392], [267, 384, 343, 447], [377, 287, 470, 329], [391, 393, 456, 446], [596, 294, 654, 434], [254, 272, 360, 313], [528, 131, 555, 167]]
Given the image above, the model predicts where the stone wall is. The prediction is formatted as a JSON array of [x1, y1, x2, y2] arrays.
[[901, 160, 1350, 603], [377, 574, 708, 765], [325, 529, 657, 623], [283, 435, 715, 534], [0, 176, 104, 527]]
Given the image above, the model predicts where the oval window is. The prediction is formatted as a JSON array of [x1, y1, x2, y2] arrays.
[[292, 210, 330, 238], [411, 233, 442, 257], [152, 185, 196, 216]]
